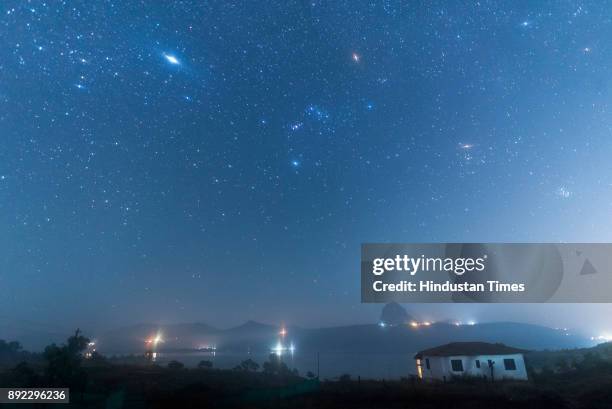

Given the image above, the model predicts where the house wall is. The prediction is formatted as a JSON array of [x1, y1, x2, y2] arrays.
[[418, 353, 527, 381]]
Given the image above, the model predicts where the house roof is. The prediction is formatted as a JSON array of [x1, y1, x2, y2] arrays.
[[414, 342, 528, 359]]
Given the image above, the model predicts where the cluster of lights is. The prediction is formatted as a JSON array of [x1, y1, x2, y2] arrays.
[[453, 320, 477, 326], [271, 341, 296, 356], [271, 326, 295, 356], [145, 333, 164, 347], [84, 341, 96, 359], [553, 327, 572, 336], [409, 321, 433, 328], [591, 334, 612, 342], [379, 320, 478, 329]]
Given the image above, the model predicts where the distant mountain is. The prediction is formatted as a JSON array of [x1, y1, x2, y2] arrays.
[[380, 302, 414, 326], [97, 320, 593, 355]]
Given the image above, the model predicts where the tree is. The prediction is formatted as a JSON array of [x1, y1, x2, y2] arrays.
[[1, 341, 23, 353], [197, 360, 213, 370], [43, 329, 90, 393], [0, 340, 23, 358], [262, 354, 293, 376], [234, 358, 259, 372]]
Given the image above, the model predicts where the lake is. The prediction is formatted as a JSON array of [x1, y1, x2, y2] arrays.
[[147, 351, 418, 380]]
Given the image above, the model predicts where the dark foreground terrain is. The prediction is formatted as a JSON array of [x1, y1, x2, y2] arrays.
[[2, 333, 612, 408]]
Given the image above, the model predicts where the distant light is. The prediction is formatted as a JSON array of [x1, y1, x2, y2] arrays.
[[272, 342, 285, 356], [163, 53, 180, 65], [352, 52, 361, 63], [279, 327, 287, 337], [289, 343, 295, 354], [409, 321, 419, 328], [422, 321, 431, 326], [378, 321, 386, 328], [467, 320, 476, 326], [146, 332, 163, 347]]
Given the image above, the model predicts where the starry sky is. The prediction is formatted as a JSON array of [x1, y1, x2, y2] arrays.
[[3, 1, 612, 338]]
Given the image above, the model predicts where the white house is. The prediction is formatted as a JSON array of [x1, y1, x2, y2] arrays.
[[415, 342, 528, 381]]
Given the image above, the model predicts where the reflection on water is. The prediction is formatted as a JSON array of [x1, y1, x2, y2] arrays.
[[149, 351, 417, 380]]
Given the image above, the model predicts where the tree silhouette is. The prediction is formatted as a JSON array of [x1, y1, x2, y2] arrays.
[[234, 358, 259, 372], [43, 328, 89, 392], [262, 354, 295, 376]]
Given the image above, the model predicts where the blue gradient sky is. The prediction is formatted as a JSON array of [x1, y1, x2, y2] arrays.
[[2, 1, 612, 339]]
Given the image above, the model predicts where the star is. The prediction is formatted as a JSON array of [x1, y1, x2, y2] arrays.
[[557, 186, 572, 199], [351, 52, 361, 63], [163, 53, 180, 65], [291, 160, 300, 168]]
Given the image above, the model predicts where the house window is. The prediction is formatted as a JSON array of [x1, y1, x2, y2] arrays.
[[425, 358, 430, 369], [475, 359, 480, 368], [451, 359, 463, 372], [504, 359, 517, 370]]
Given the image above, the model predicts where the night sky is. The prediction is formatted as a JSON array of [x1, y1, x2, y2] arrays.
[[2, 1, 612, 339]]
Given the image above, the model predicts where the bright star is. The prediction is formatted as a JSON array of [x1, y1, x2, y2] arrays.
[[163, 53, 180, 65], [352, 52, 361, 63], [291, 160, 300, 167]]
